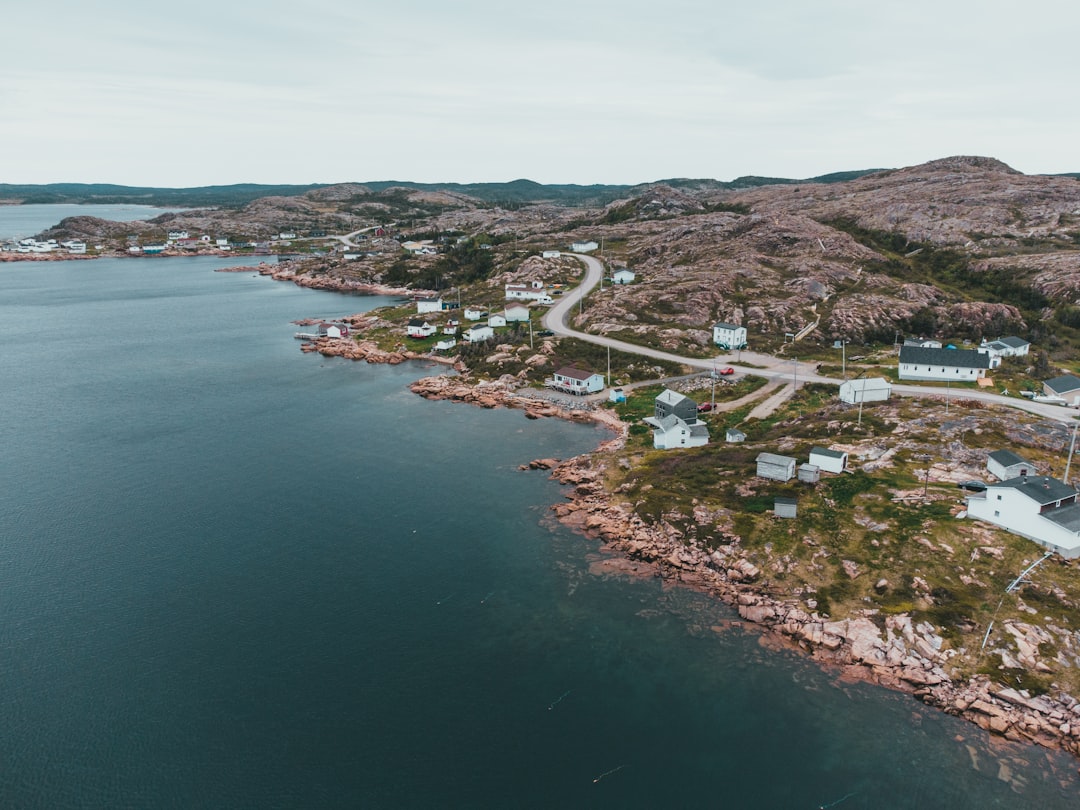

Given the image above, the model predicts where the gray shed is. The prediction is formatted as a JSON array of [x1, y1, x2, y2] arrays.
[[774, 497, 798, 519], [725, 428, 746, 443], [798, 463, 821, 483], [757, 452, 797, 482], [986, 449, 1036, 481]]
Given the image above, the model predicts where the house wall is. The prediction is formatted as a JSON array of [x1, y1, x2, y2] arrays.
[[416, 299, 442, 313], [775, 502, 798, 518], [712, 325, 748, 348], [654, 422, 709, 450], [1043, 380, 1080, 406], [809, 451, 847, 474], [839, 380, 891, 403], [987, 459, 1036, 481], [898, 363, 987, 381], [757, 460, 795, 481], [966, 489, 1080, 556], [656, 397, 698, 422]]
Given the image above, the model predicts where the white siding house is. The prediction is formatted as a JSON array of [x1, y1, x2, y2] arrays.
[[505, 284, 549, 301], [463, 324, 494, 343], [407, 319, 436, 338], [809, 447, 848, 474], [839, 377, 892, 404], [965, 475, 1080, 557], [756, 453, 796, 482], [464, 307, 487, 321], [416, 297, 443, 314], [549, 366, 605, 394], [904, 337, 943, 349], [612, 269, 635, 284], [542, 250, 561, 258], [987, 450, 1036, 481], [487, 314, 508, 328], [644, 414, 710, 450], [712, 322, 748, 350], [504, 303, 531, 322], [570, 240, 599, 253], [897, 346, 992, 381], [979, 336, 1031, 358]]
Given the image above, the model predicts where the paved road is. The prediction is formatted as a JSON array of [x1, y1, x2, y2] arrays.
[[544, 253, 1080, 425]]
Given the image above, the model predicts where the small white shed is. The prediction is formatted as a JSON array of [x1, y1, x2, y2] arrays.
[[809, 447, 848, 475], [757, 453, 796, 482], [839, 377, 891, 404], [774, 497, 798, 519], [987, 450, 1036, 481]]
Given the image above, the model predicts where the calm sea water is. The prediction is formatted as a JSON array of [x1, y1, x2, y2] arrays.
[[0, 203, 187, 240], [1, 244, 1078, 807]]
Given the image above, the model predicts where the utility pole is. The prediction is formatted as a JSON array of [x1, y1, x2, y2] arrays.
[[606, 344, 611, 385], [529, 317, 534, 350], [793, 357, 798, 390], [1065, 418, 1080, 485]]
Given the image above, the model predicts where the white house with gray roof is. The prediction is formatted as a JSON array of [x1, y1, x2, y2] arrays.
[[645, 414, 710, 450], [965, 475, 1080, 557], [712, 322, 748, 351], [839, 377, 891, 404], [1043, 375, 1080, 406], [986, 450, 1036, 481], [978, 336, 1030, 359], [809, 447, 848, 474], [898, 345, 993, 381], [549, 366, 605, 394]]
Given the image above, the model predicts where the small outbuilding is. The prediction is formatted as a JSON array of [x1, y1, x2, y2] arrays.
[[839, 377, 891, 404], [463, 324, 494, 343], [487, 314, 508, 327], [407, 319, 436, 338], [416, 297, 443, 314], [504, 303, 531, 322], [725, 428, 746, 443], [987, 449, 1037, 481], [1044, 375, 1080, 406], [608, 387, 627, 403], [612, 269, 635, 285], [798, 463, 821, 483], [809, 447, 848, 475], [774, 497, 798, 519], [757, 453, 796, 482]]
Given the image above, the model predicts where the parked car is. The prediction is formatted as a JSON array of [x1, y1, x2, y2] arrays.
[[718, 367, 735, 376], [697, 402, 714, 412]]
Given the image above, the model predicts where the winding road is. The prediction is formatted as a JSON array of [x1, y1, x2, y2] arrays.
[[543, 253, 1079, 425]]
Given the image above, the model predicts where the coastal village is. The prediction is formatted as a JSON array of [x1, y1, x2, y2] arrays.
[[10, 158, 1080, 775]]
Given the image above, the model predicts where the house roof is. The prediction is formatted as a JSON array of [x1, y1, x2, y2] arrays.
[[810, 447, 846, 459], [757, 452, 796, 466], [898, 345, 990, 369], [1044, 502, 1080, 533], [656, 388, 694, 407], [555, 366, 600, 381], [775, 497, 798, 505], [1044, 374, 1080, 395], [726, 428, 746, 438], [999, 336, 1030, 348], [407, 318, 428, 327], [505, 303, 530, 311], [992, 475, 1077, 505], [842, 377, 891, 391], [904, 337, 941, 347], [713, 321, 743, 331], [988, 449, 1031, 468]]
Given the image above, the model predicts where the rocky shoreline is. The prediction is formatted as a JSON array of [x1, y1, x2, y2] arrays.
[[217, 262, 410, 297], [300, 337, 1080, 769], [402, 371, 1080, 767]]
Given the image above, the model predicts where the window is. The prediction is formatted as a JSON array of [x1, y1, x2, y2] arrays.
[[994, 510, 1000, 517], [996, 495, 1002, 500]]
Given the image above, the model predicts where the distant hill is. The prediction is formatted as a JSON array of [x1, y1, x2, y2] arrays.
[[0, 169, 890, 209]]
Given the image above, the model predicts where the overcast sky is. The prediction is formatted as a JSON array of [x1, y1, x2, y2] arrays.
[[3, 0, 1077, 186]]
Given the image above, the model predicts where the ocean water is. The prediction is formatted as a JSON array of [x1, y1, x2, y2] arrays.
[[1, 247, 1078, 808], [0, 203, 187, 240]]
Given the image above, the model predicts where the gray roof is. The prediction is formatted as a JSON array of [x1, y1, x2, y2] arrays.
[[992, 475, 1077, 506], [810, 447, 846, 459], [555, 366, 600, 381], [757, 452, 796, 466], [1044, 502, 1080, 533], [1044, 374, 1080, 395], [988, 449, 1030, 468], [999, 336, 1030, 348], [775, 497, 798, 505], [842, 377, 891, 391], [713, 321, 743, 331], [898, 345, 990, 369], [656, 388, 694, 407]]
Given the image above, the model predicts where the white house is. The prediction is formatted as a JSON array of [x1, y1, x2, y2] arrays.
[[318, 322, 349, 339], [416, 297, 443, 314], [987, 450, 1037, 481], [897, 346, 993, 381], [542, 250, 561, 259], [167, 230, 189, 240], [713, 322, 748, 350], [407, 319, 436, 338], [904, 337, 943, 349], [839, 377, 892, 404], [612, 269, 635, 285], [504, 303, 531, 322], [979, 336, 1031, 359], [487, 314, 508, 328], [725, 428, 746, 443], [1043, 375, 1080, 406], [965, 475, 1080, 557], [757, 453, 796, 482], [434, 338, 457, 352], [505, 283, 549, 301], [549, 366, 605, 394], [644, 414, 710, 450], [464, 307, 487, 321], [463, 324, 494, 343], [570, 240, 599, 253], [809, 447, 848, 474]]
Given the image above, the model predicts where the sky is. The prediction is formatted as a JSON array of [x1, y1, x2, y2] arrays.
[[3, 0, 1078, 186]]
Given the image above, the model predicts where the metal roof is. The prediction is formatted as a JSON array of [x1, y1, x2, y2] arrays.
[[1044, 502, 1080, 532], [992, 475, 1077, 505], [898, 345, 990, 369], [1044, 375, 1080, 395], [811, 447, 846, 459], [987, 449, 1030, 467]]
